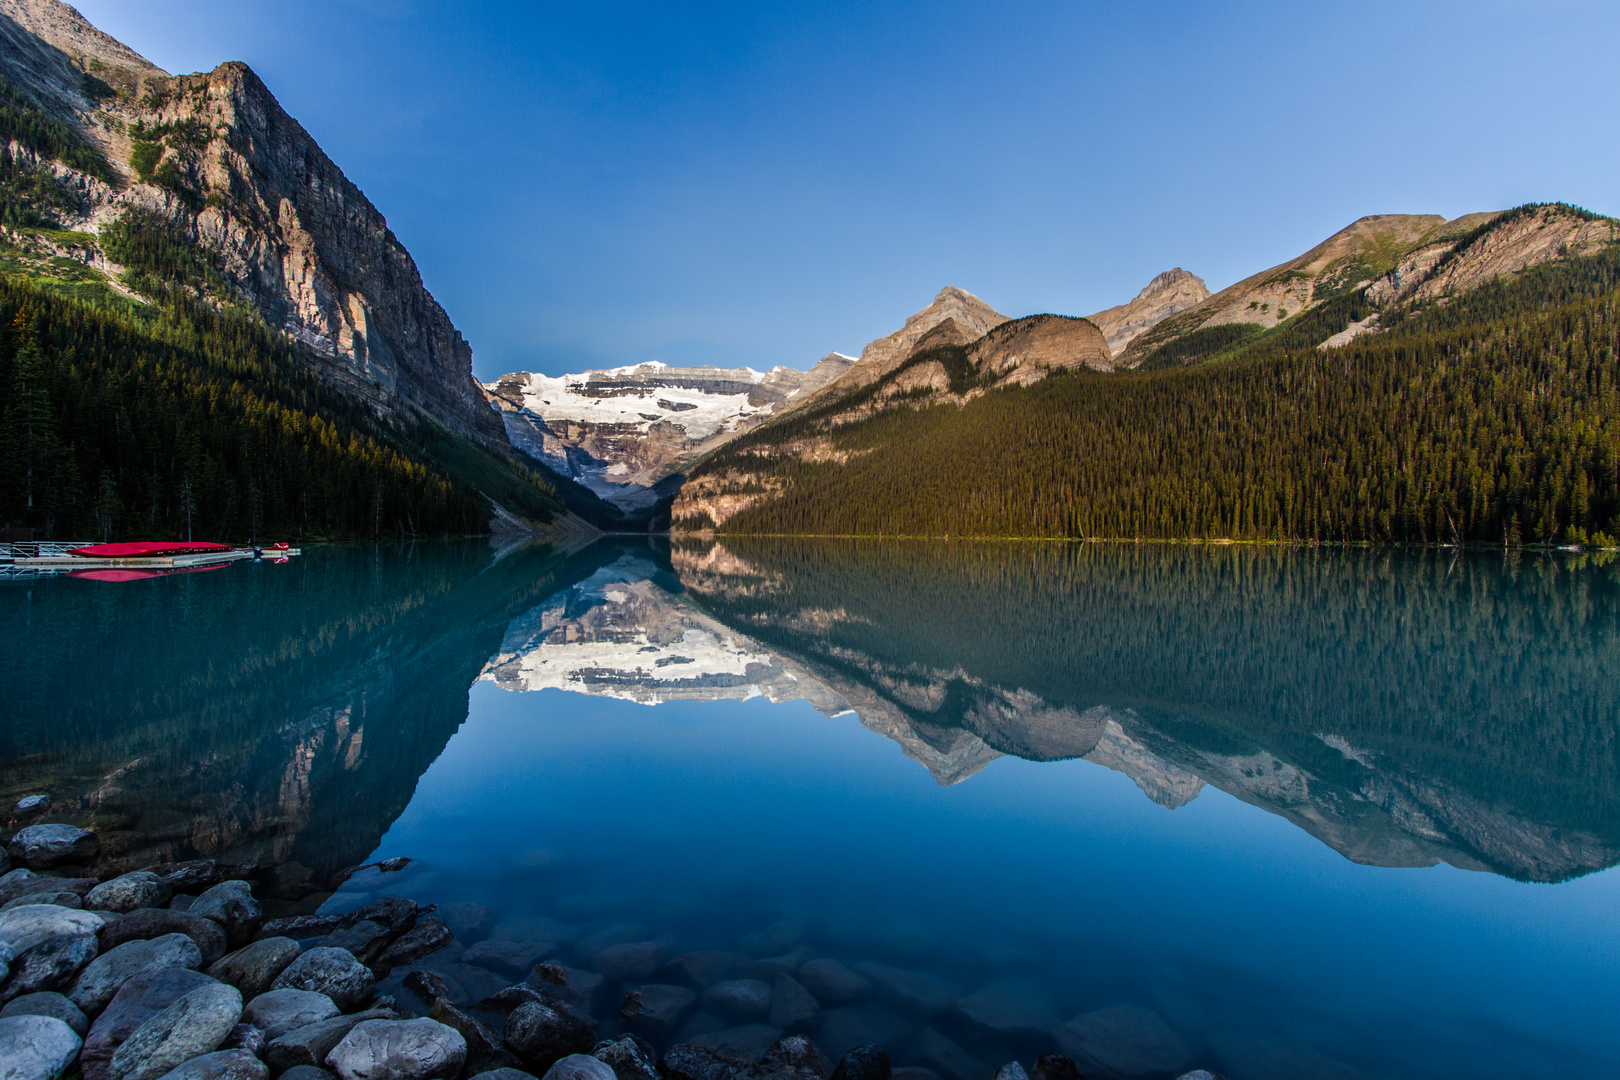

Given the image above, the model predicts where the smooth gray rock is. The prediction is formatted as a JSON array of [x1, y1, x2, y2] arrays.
[[80, 968, 218, 1080], [14, 796, 50, 814], [207, 938, 301, 1001], [272, 948, 375, 1013], [6, 825, 99, 869], [814, 1006, 916, 1063], [739, 922, 805, 958], [830, 1046, 890, 1080], [736, 949, 813, 984], [619, 984, 695, 1042], [3, 932, 100, 1002], [150, 863, 219, 895], [658, 1043, 749, 1080], [151, 1049, 268, 1080], [667, 952, 739, 991], [953, 978, 1059, 1038], [698, 980, 772, 1023], [70, 933, 203, 1015], [263, 1008, 397, 1072], [221, 1022, 264, 1057], [687, 1024, 782, 1063], [767, 976, 820, 1034], [468, 1071, 536, 1080], [318, 922, 393, 967], [347, 899, 418, 937], [1028, 1054, 1085, 1080], [463, 938, 554, 979], [1052, 1006, 1192, 1080], [590, 1035, 658, 1080], [572, 925, 643, 965], [0, 1013, 82, 1080], [796, 961, 872, 1007], [87, 874, 173, 915], [373, 919, 452, 974], [280, 1069, 337, 1080], [0, 904, 106, 954], [442, 963, 507, 1004], [503, 999, 595, 1074], [852, 965, 960, 1017], [890, 1069, 943, 1080], [991, 1065, 1027, 1080], [428, 998, 513, 1074], [435, 904, 493, 945], [107, 981, 243, 1080], [0, 869, 41, 908], [907, 1030, 986, 1080], [527, 964, 604, 1018], [540, 1054, 614, 1080], [2, 991, 89, 1036], [188, 883, 261, 951], [325, 1018, 467, 1080], [2, 891, 85, 912], [491, 916, 577, 945], [244, 988, 340, 1041], [751, 1036, 829, 1080], [99, 910, 227, 969], [401, 970, 464, 1008], [590, 943, 662, 983]]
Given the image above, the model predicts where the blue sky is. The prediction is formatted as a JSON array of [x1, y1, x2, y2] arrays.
[[76, 0, 1620, 379]]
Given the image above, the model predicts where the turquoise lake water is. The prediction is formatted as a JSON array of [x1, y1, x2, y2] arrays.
[[3, 538, 1617, 1079]]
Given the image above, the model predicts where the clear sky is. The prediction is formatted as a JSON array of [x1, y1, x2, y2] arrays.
[[73, 0, 1620, 379]]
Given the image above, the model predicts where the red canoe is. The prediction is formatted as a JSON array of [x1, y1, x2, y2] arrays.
[[68, 541, 235, 558]]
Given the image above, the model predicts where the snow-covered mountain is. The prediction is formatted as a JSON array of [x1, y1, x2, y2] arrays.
[[484, 355, 854, 513]]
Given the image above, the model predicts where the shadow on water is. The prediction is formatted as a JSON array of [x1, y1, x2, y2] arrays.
[[0, 537, 656, 882]]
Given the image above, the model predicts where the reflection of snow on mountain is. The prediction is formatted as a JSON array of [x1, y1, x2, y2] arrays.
[[479, 556, 848, 711]]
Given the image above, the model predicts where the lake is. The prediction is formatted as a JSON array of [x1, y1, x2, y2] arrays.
[[3, 538, 1617, 1080]]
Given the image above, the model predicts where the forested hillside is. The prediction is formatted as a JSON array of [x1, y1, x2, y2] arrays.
[[678, 235, 1620, 545], [0, 274, 563, 540], [0, 21, 563, 540]]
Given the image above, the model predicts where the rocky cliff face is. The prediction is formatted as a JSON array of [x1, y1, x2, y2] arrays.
[[0, 0, 506, 448], [485, 355, 854, 512], [1085, 267, 1210, 358]]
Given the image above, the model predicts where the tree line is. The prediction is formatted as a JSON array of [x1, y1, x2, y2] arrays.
[[688, 239, 1620, 546]]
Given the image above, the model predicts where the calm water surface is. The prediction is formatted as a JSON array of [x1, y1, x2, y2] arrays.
[[3, 538, 1618, 1080]]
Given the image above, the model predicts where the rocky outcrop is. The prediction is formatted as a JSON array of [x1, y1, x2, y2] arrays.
[[0, 0, 506, 449], [1085, 268, 1210, 358], [1366, 204, 1619, 306], [967, 314, 1113, 380], [811, 286, 1008, 399], [1117, 213, 1496, 364], [484, 357, 854, 512]]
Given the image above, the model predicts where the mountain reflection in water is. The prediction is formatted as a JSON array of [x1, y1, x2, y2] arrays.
[[481, 539, 1620, 884], [7, 537, 1615, 889]]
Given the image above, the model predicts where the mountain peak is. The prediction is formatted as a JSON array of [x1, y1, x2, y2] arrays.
[[1087, 267, 1211, 358]]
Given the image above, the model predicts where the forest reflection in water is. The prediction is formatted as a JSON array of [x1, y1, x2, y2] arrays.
[[3, 538, 1618, 1078], [4, 537, 1616, 886]]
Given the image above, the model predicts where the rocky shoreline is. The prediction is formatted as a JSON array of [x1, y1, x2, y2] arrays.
[[1, 822, 1225, 1080]]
